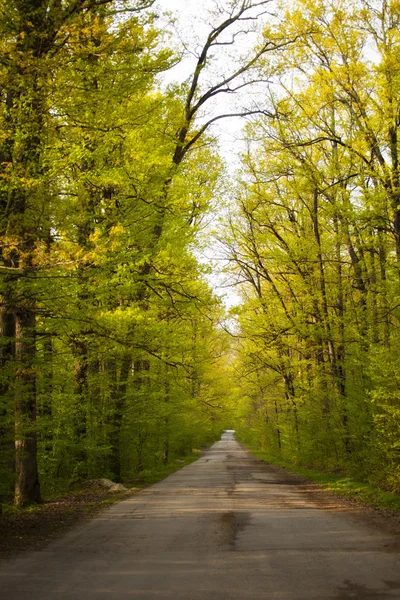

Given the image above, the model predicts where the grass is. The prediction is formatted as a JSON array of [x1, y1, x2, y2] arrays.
[[248, 448, 400, 513], [123, 449, 204, 488]]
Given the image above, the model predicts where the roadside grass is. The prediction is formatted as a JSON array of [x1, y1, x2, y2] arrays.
[[248, 449, 400, 513], [124, 449, 203, 488]]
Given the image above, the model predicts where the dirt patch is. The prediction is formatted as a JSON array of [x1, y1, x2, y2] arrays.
[[333, 578, 400, 599], [0, 488, 135, 561], [235, 447, 400, 536], [344, 500, 400, 539], [259, 461, 400, 537]]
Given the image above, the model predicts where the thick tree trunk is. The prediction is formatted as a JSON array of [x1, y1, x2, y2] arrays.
[[14, 310, 41, 507], [3, 0, 53, 508]]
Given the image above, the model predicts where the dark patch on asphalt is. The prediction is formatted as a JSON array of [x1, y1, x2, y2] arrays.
[[252, 479, 301, 485], [382, 541, 400, 553], [334, 578, 400, 599], [216, 511, 251, 549], [226, 460, 349, 510]]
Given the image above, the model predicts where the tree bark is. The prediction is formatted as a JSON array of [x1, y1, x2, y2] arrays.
[[0, 293, 16, 506], [14, 310, 41, 507]]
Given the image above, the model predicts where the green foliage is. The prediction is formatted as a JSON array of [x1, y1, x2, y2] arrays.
[[227, 0, 400, 494], [2, 0, 399, 512], [0, 0, 235, 506]]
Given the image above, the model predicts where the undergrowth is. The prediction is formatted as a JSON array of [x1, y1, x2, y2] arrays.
[[123, 449, 203, 488]]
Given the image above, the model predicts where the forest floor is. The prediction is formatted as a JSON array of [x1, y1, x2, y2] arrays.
[[0, 487, 136, 559]]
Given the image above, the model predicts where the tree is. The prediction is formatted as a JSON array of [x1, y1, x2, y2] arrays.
[[0, 0, 158, 506], [1, 0, 282, 505], [226, 0, 400, 491]]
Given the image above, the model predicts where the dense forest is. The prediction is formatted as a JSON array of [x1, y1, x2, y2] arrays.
[[0, 0, 399, 511], [228, 0, 400, 494]]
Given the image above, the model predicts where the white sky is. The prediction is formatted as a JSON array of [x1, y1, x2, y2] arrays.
[[154, 0, 267, 162], [152, 1, 270, 309]]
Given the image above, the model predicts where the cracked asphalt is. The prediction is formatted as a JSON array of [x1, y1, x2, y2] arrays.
[[1, 431, 400, 599]]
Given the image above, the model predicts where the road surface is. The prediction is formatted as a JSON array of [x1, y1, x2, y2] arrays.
[[1, 432, 400, 599]]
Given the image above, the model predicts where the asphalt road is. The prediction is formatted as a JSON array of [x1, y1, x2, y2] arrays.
[[1, 432, 400, 599]]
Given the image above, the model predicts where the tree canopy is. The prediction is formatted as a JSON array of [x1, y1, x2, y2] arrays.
[[0, 0, 399, 509]]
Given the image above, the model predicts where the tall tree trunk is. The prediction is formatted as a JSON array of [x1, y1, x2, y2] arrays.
[[274, 399, 281, 452], [369, 243, 379, 344], [283, 371, 299, 450], [38, 335, 53, 457], [378, 229, 390, 347], [313, 190, 336, 371], [108, 354, 131, 482], [2, 0, 50, 507], [14, 309, 41, 506], [72, 339, 89, 479], [162, 371, 170, 465], [0, 293, 16, 507]]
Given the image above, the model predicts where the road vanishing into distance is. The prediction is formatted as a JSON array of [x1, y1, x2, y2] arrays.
[[1, 432, 400, 599]]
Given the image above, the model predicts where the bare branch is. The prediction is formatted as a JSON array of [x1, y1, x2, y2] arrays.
[[183, 111, 256, 155]]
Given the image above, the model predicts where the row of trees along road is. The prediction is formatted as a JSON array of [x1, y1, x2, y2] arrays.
[[0, 0, 291, 508], [2, 0, 399, 510], [227, 0, 400, 493]]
